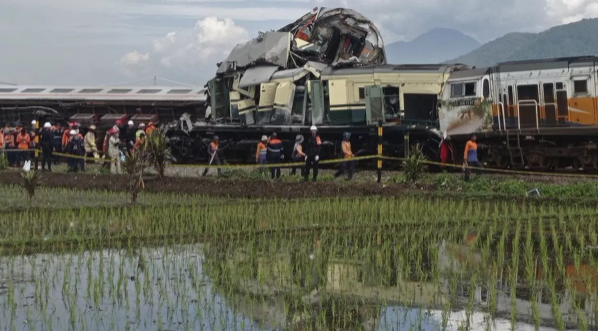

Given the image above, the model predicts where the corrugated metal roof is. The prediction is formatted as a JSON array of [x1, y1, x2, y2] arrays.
[[0, 85, 207, 102]]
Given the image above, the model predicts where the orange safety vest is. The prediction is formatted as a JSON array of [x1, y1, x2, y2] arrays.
[[255, 141, 266, 159], [145, 125, 155, 135], [17, 133, 30, 150], [62, 129, 70, 147], [342, 141, 353, 158], [4, 133, 14, 148], [134, 137, 144, 150]]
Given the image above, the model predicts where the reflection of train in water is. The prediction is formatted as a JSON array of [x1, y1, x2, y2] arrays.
[[205, 233, 598, 330]]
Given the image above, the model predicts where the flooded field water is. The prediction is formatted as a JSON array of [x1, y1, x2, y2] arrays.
[[1, 197, 597, 330]]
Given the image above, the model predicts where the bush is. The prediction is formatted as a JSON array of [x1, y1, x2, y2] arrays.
[[146, 130, 171, 180], [0, 152, 8, 171], [402, 144, 427, 183], [123, 148, 145, 204], [20, 170, 42, 201]]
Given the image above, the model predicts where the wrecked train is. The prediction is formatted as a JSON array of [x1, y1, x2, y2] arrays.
[[167, 7, 463, 165], [169, 8, 598, 172]]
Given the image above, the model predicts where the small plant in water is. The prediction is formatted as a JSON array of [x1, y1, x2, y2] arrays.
[[146, 129, 171, 179], [403, 144, 426, 183], [123, 148, 145, 204], [20, 170, 42, 201]]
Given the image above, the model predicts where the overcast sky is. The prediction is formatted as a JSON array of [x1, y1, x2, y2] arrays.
[[1, 0, 597, 87]]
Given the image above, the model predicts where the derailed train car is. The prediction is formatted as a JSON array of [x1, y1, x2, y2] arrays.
[[439, 56, 598, 171], [167, 7, 467, 164]]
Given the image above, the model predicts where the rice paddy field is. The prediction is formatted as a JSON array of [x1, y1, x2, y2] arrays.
[[1, 176, 598, 331]]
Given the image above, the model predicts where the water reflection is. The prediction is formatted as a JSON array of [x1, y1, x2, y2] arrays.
[[0, 231, 596, 330]]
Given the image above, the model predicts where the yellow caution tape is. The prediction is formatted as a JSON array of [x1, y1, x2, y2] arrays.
[[168, 155, 376, 169]]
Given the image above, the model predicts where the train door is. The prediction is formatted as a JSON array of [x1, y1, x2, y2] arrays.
[[555, 82, 569, 125], [542, 82, 557, 126], [516, 84, 539, 128], [506, 84, 516, 129]]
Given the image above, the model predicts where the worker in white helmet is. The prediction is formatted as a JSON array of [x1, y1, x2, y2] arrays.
[[304, 125, 322, 182], [66, 129, 84, 172], [126, 120, 136, 150]]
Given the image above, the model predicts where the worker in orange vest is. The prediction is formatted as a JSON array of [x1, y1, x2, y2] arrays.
[[134, 132, 146, 151], [16, 128, 31, 167], [463, 134, 481, 181], [267, 132, 284, 179], [255, 135, 267, 165], [202, 135, 221, 177], [334, 132, 355, 180], [145, 122, 156, 135]]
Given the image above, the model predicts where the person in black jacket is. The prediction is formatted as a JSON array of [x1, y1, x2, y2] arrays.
[[40, 122, 54, 171], [304, 125, 322, 182]]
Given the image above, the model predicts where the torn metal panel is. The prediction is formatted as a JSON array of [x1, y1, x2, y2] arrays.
[[239, 66, 279, 88], [217, 32, 292, 74]]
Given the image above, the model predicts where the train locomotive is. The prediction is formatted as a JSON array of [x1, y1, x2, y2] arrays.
[[1, 7, 597, 173]]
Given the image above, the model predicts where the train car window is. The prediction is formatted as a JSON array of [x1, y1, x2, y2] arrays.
[[543, 83, 554, 103], [358, 87, 365, 99], [382, 86, 400, 117], [517, 85, 539, 101], [508, 86, 514, 105], [464, 82, 476, 96], [574, 80, 588, 94], [482, 79, 490, 98], [556, 82, 564, 90], [450, 83, 463, 98]]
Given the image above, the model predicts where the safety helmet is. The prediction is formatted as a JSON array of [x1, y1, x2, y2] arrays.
[[89, 125, 96, 130], [261, 135, 267, 141], [44, 122, 51, 128], [69, 129, 76, 136], [310, 125, 317, 131], [295, 135, 304, 143], [115, 120, 122, 126], [31, 120, 37, 125], [108, 128, 116, 135], [128, 120, 134, 126], [343, 132, 351, 139], [139, 123, 146, 128]]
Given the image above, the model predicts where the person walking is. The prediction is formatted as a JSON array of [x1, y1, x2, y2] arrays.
[[108, 129, 122, 174], [84, 125, 99, 162], [334, 132, 355, 180], [463, 134, 481, 181], [290, 135, 305, 176], [267, 132, 284, 179], [202, 136, 221, 177], [255, 135, 268, 165], [304, 125, 322, 182], [40, 122, 54, 171], [134, 132, 146, 150], [125, 120, 136, 150]]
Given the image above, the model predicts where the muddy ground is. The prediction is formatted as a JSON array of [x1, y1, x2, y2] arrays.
[[0, 169, 596, 201]]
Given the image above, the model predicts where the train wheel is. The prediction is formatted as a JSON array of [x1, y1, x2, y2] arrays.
[[525, 152, 547, 170]]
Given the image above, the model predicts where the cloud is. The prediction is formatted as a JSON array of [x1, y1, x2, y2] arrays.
[[119, 17, 249, 82]]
